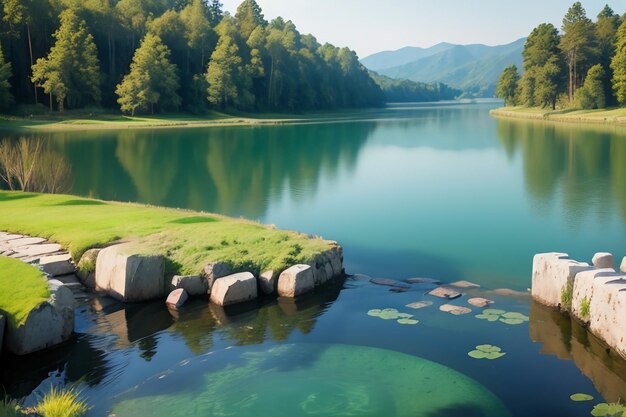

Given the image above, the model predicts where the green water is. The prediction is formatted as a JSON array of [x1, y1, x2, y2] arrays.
[[12, 101, 626, 288], [2, 101, 626, 416]]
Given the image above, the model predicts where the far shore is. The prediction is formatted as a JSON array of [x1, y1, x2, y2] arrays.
[[490, 106, 626, 126]]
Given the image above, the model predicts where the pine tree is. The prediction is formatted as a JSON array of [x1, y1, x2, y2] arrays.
[[496, 65, 520, 106], [31, 9, 100, 111], [523, 23, 561, 71], [116, 33, 181, 115], [207, 0, 224, 27], [235, 0, 266, 41], [575, 64, 606, 109], [206, 35, 242, 108], [0, 42, 14, 110], [560, 2, 598, 103], [611, 20, 626, 106], [180, 0, 213, 72], [596, 5, 621, 105], [534, 56, 563, 109]]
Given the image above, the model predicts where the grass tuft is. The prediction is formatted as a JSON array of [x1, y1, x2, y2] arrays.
[[580, 296, 591, 318], [35, 387, 88, 417], [0, 257, 50, 327], [0, 397, 25, 417]]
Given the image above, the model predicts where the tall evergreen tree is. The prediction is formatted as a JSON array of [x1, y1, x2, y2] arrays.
[[574, 64, 605, 109], [523, 23, 561, 71], [31, 9, 101, 112], [560, 2, 598, 103], [534, 56, 563, 109], [0, 42, 14, 110], [496, 65, 520, 106], [207, 0, 224, 26], [235, 0, 266, 41], [180, 0, 214, 72], [116, 33, 181, 115], [206, 34, 243, 108], [596, 5, 620, 105], [611, 19, 626, 106]]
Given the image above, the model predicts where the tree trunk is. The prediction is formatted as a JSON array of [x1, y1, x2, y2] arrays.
[[58, 96, 64, 113], [268, 57, 275, 107], [26, 24, 38, 105]]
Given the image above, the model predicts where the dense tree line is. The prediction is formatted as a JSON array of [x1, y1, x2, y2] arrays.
[[496, 3, 626, 110], [0, 0, 383, 114], [369, 72, 461, 103]]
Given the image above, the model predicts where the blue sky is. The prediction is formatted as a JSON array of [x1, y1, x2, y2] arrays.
[[220, 0, 624, 58]]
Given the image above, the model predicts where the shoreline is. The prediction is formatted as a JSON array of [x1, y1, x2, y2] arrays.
[[490, 106, 626, 126]]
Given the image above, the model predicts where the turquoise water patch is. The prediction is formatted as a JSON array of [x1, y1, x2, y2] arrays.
[[112, 343, 510, 417]]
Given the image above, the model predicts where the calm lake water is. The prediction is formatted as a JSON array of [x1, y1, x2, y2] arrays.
[[2, 101, 626, 416]]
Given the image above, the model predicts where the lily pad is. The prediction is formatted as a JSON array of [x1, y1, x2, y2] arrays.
[[397, 318, 419, 325], [468, 344, 506, 360], [570, 393, 594, 402], [483, 309, 506, 315], [476, 314, 499, 322], [476, 309, 528, 325], [368, 308, 413, 321], [406, 301, 433, 310], [501, 312, 529, 321], [591, 403, 626, 417]]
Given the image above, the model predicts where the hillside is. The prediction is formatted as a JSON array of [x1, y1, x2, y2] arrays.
[[361, 38, 525, 98], [370, 72, 461, 102]]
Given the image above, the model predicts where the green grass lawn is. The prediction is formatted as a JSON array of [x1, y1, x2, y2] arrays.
[[491, 106, 626, 124], [0, 257, 50, 326], [0, 191, 333, 277]]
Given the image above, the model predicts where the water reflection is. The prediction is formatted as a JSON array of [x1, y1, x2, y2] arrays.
[[529, 300, 626, 402], [496, 119, 626, 221], [42, 122, 374, 218]]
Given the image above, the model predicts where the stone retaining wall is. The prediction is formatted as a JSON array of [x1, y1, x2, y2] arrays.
[[532, 252, 626, 359]]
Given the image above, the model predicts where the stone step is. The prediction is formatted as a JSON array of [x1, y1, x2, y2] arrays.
[[11, 244, 63, 258], [0, 237, 46, 248], [39, 254, 76, 277], [0, 233, 24, 242]]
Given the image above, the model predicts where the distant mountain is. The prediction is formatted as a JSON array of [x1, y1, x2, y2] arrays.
[[361, 38, 525, 98]]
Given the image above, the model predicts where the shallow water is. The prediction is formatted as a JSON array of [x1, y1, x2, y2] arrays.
[[2, 101, 626, 416]]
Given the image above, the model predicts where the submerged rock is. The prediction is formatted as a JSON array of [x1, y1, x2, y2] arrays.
[[171, 275, 208, 296], [405, 301, 433, 310], [427, 286, 462, 300], [5, 279, 74, 355], [166, 288, 189, 310], [77, 248, 101, 289], [278, 265, 314, 297], [449, 280, 480, 289], [440, 304, 472, 315], [468, 297, 494, 308], [210, 272, 258, 306], [95, 244, 166, 302], [370, 278, 410, 288], [592, 252, 615, 269], [406, 278, 441, 285]]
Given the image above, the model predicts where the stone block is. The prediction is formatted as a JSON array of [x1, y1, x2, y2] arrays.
[[531, 253, 593, 308], [5, 279, 75, 355], [39, 254, 75, 277], [77, 249, 101, 289], [258, 270, 278, 295], [588, 274, 626, 359], [592, 252, 615, 269], [166, 289, 189, 310], [171, 275, 208, 296], [278, 265, 314, 298], [571, 268, 618, 323], [202, 262, 232, 294], [95, 244, 166, 302], [210, 272, 257, 306]]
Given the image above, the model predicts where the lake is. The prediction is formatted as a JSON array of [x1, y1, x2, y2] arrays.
[[2, 100, 626, 416]]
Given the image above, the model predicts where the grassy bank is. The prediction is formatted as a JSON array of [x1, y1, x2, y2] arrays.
[[490, 106, 626, 125], [0, 257, 50, 326], [0, 191, 334, 276]]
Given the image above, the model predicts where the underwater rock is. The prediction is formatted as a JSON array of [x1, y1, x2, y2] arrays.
[[468, 297, 493, 308], [427, 286, 461, 300], [406, 278, 441, 285], [370, 278, 409, 288], [440, 304, 472, 315], [405, 301, 433, 309], [449, 280, 480, 289]]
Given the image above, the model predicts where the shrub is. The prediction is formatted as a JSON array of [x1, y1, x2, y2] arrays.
[[35, 387, 88, 417]]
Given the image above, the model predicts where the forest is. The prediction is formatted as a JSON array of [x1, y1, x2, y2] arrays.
[[369, 72, 461, 103], [0, 0, 388, 114], [496, 2, 626, 110]]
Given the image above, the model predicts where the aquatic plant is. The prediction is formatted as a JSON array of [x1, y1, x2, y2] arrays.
[[468, 345, 506, 360], [590, 402, 626, 417], [580, 297, 591, 318], [0, 397, 25, 417], [35, 386, 89, 417], [569, 393, 594, 402], [561, 280, 573, 311], [367, 309, 418, 325], [475, 309, 528, 325]]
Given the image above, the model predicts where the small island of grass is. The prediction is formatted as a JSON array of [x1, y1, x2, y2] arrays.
[[0, 257, 50, 326]]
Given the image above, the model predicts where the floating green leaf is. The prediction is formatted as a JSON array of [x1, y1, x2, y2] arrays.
[[591, 402, 626, 417], [476, 309, 528, 325], [368, 308, 414, 321], [570, 393, 594, 402], [397, 318, 419, 325], [468, 345, 506, 360]]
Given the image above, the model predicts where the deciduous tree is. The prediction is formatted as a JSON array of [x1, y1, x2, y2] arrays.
[[496, 65, 520, 106]]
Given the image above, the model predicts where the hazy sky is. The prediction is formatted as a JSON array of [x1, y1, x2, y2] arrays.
[[220, 0, 623, 58]]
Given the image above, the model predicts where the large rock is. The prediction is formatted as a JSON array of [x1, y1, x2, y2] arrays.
[[166, 288, 189, 310], [77, 249, 101, 289], [39, 254, 76, 277], [587, 273, 626, 359], [171, 275, 208, 296], [307, 246, 344, 286], [95, 244, 166, 302], [210, 272, 257, 306], [592, 252, 615, 269], [531, 253, 593, 309], [621, 257, 626, 274], [202, 262, 232, 295], [258, 270, 278, 295], [278, 265, 315, 298], [5, 280, 75, 355]]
